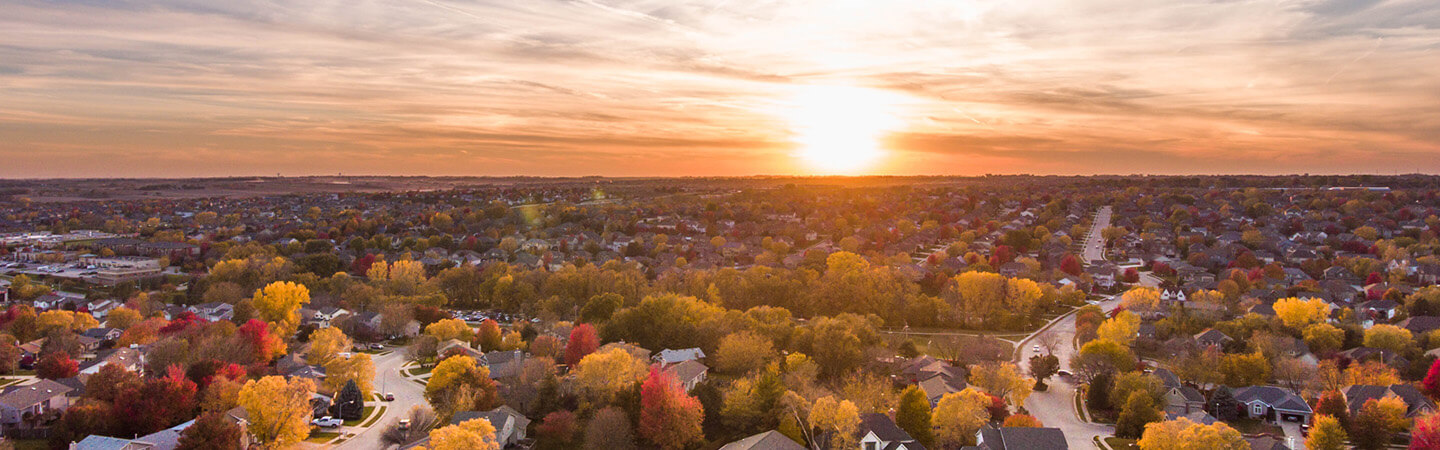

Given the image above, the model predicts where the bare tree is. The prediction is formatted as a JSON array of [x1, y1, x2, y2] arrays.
[[381, 406, 438, 447], [1037, 331, 1063, 355]]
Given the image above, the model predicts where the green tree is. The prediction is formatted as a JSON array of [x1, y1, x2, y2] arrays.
[[895, 386, 934, 448], [1116, 391, 1164, 439]]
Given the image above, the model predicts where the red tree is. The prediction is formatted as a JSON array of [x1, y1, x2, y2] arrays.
[[986, 394, 1010, 422], [176, 410, 245, 450], [1423, 359, 1440, 401], [36, 352, 79, 379], [159, 311, 205, 335], [85, 363, 142, 402], [1314, 390, 1351, 430], [639, 367, 703, 449], [237, 319, 276, 363], [1060, 255, 1082, 276], [535, 410, 578, 444], [1152, 262, 1175, 277], [1122, 268, 1140, 283], [116, 365, 198, 435], [565, 324, 599, 366], [1366, 272, 1383, 285], [1413, 413, 1440, 450]]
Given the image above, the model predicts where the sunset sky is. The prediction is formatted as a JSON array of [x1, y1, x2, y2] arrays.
[[3, 0, 1439, 177]]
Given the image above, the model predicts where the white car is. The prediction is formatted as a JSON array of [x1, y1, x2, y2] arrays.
[[1032, 345, 1040, 353], [312, 416, 343, 428]]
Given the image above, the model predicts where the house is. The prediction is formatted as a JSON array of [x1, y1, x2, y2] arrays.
[[79, 347, 144, 378], [314, 307, 350, 327], [1339, 347, 1408, 368], [1193, 329, 1233, 348], [1231, 386, 1313, 423], [720, 430, 806, 450], [479, 350, 526, 379], [0, 379, 75, 430], [1153, 368, 1205, 415], [452, 405, 530, 448], [71, 418, 197, 450], [81, 327, 123, 342], [1342, 384, 1437, 418], [1244, 435, 1292, 450], [188, 302, 234, 322], [857, 413, 926, 450], [1356, 300, 1401, 326], [1398, 316, 1440, 337], [1160, 288, 1186, 304], [438, 339, 484, 360], [654, 348, 705, 365], [975, 425, 1069, 450], [659, 359, 708, 392]]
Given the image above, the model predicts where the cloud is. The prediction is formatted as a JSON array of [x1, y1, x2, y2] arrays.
[[0, 0, 1438, 177]]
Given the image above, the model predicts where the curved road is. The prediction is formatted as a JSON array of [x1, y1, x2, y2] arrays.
[[1018, 294, 1122, 449], [333, 348, 426, 450]]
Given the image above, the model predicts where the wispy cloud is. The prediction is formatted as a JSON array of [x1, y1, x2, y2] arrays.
[[1, 0, 1438, 177]]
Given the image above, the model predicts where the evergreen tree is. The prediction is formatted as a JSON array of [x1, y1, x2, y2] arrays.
[[1208, 386, 1239, 421], [333, 379, 365, 420], [1086, 370, 1114, 411]]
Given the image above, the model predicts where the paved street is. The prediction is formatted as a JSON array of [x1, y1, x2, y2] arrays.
[[1082, 206, 1112, 263], [1017, 293, 1122, 449], [334, 347, 426, 450]]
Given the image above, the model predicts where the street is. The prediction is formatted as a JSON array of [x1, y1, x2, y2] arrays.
[[1082, 206, 1112, 263], [332, 348, 426, 450], [1017, 293, 1123, 449]]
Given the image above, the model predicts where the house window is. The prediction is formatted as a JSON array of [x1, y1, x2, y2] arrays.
[[865, 443, 877, 450], [1252, 404, 1263, 416]]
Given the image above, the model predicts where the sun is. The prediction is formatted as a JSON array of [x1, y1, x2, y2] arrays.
[[785, 85, 906, 174]]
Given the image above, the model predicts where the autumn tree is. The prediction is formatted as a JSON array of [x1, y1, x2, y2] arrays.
[[1313, 390, 1351, 430], [1136, 417, 1248, 449], [1029, 354, 1060, 389], [565, 323, 599, 366], [1117, 391, 1164, 438], [1346, 360, 1402, 386], [969, 362, 1034, 406], [1364, 324, 1415, 354], [239, 376, 317, 449], [1218, 352, 1269, 387], [237, 319, 285, 363], [583, 407, 636, 450], [306, 327, 353, 366], [1120, 287, 1161, 314], [106, 307, 143, 330], [252, 281, 311, 338], [1003, 414, 1043, 427], [714, 331, 774, 375], [536, 410, 577, 445], [1353, 398, 1396, 450], [932, 389, 991, 447], [425, 318, 474, 342], [1304, 323, 1345, 354], [421, 418, 500, 450], [1412, 412, 1440, 450], [116, 366, 199, 435], [639, 367, 704, 449], [323, 353, 375, 395], [425, 355, 498, 418], [176, 410, 245, 450], [36, 351, 78, 379], [1273, 297, 1329, 330], [1098, 310, 1142, 346], [1072, 339, 1134, 382], [896, 386, 934, 448], [573, 347, 647, 402], [811, 395, 861, 450], [475, 319, 502, 351]]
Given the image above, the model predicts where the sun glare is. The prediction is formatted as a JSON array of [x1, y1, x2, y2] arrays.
[[785, 85, 906, 174]]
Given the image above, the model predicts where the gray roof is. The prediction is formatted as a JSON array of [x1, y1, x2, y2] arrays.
[[720, 430, 806, 450], [980, 426, 1068, 450], [0, 379, 74, 409], [72, 436, 153, 450], [1232, 386, 1313, 414], [666, 360, 709, 383]]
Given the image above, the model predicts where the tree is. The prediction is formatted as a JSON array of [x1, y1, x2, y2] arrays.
[[1314, 391, 1351, 430], [529, 335, 563, 359], [580, 293, 624, 324], [565, 324, 599, 366], [323, 353, 375, 394], [1117, 391, 1164, 438], [1098, 310, 1142, 347], [1003, 414, 1043, 427], [1346, 360, 1402, 386], [425, 355, 498, 417], [1218, 352, 1270, 387], [1413, 412, 1440, 450], [51, 399, 118, 447], [1353, 398, 1395, 450], [36, 351, 78, 379], [333, 380, 365, 420], [475, 319, 502, 351], [1424, 359, 1440, 401], [573, 347, 647, 401], [811, 395, 861, 450], [425, 318, 474, 342], [1136, 417, 1248, 449], [969, 362, 1034, 406], [714, 331, 774, 375], [306, 327, 353, 366], [1304, 323, 1345, 354], [85, 363, 141, 402], [238, 319, 285, 363], [107, 307, 143, 330], [1110, 372, 1165, 410], [1273, 297, 1330, 330], [1208, 386, 1240, 422], [1060, 254, 1083, 276], [1073, 339, 1134, 382], [1029, 354, 1060, 389], [933, 388, 991, 447], [583, 407, 636, 450], [421, 418, 500, 450], [639, 367, 704, 449], [1088, 370, 1115, 411], [1365, 324, 1415, 354], [177, 411, 245, 450], [896, 386, 934, 448], [239, 376, 317, 449], [116, 366, 199, 435], [252, 281, 311, 338], [1120, 287, 1161, 314]]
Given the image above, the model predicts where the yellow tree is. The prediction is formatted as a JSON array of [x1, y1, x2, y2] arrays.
[[1363, 324, 1414, 353], [419, 418, 500, 450], [1120, 287, 1161, 313], [36, 310, 75, 335], [1005, 278, 1044, 318], [239, 376, 317, 449], [573, 347, 648, 401], [252, 281, 311, 337], [106, 307, 143, 329], [1098, 311, 1142, 347], [425, 318, 474, 342], [1272, 297, 1328, 329], [1137, 417, 1248, 449], [1375, 395, 1410, 432], [933, 389, 991, 447], [968, 362, 1034, 406], [70, 312, 99, 331], [1303, 323, 1345, 353], [809, 396, 860, 450], [306, 327, 353, 366], [323, 353, 375, 394], [388, 260, 427, 292], [1306, 414, 1347, 450]]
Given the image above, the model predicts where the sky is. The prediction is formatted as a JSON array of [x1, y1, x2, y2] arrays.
[[2, 0, 1439, 177]]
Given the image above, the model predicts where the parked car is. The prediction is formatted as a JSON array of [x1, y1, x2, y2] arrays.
[[399, 418, 411, 430], [312, 416, 343, 428], [384, 392, 395, 401], [370, 343, 385, 350]]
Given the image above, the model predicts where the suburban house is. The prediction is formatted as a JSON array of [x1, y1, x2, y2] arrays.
[[1193, 329, 1233, 348], [975, 425, 1069, 450], [70, 418, 195, 449], [188, 302, 234, 322], [1342, 384, 1437, 418], [78, 347, 145, 379], [0, 379, 75, 431], [1153, 368, 1205, 415], [857, 413, 925, 450], [452, 405, 530, 448], [654, 348, 705, 365], [1231, 386, 1313, 423], [479, 350, 526, 379], [720, 430, 805, 450], [661, 359, 709, 392]]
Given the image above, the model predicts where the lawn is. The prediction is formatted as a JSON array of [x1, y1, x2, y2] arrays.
[[1105, 437, 1139, 449], [406, 365, 433, 376], [1226, 418, 1283, 436], [362, 406, 389, 428], [305, 431, 341, 443], [344, 405, 378, 427], [9, 439, 48, 450]]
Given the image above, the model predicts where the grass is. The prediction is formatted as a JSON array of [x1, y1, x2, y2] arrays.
[[1074, 388, 1089, 422], [1226, 418, 1283, 436], [361, 406, 389, 428], [0, 377, 25, 387], [406, 365, 433, 376], [1105, 437, 1139, 449], [12, 369, 35, 376], [9, 440, 47, 450], [305, 431, 341, 443], [344, 405, 377, 427]]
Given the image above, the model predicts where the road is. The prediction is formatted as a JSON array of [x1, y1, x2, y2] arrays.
[[334, 347, 426, 450], [1017, 293, 1123, 449], [1082, 206, 1112, 263]]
